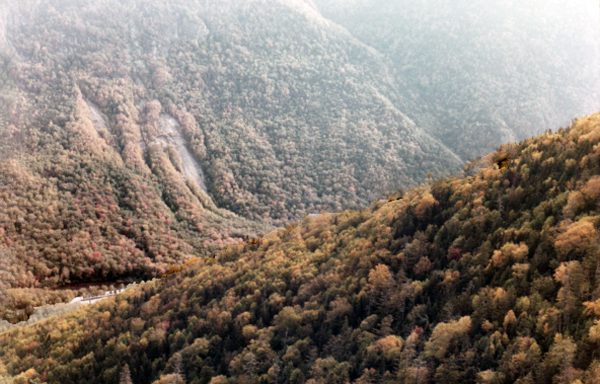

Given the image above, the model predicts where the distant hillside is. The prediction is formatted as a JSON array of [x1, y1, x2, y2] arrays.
[[314, 0, 600, 160], [2, 113, 600, 383], [0, 0, 467, 296], [0, 0, 462, 227]]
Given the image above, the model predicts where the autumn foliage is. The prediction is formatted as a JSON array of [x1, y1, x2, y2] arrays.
[[2, 112, 600, 383]]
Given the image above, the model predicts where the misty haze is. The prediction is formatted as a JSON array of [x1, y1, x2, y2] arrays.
[[1, 1, 600, 383]]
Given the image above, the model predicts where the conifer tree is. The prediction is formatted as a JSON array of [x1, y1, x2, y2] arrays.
[[167, 353, 186, 384], [376, 315, 394, 338], [244, 352, 257, 382], [119, 364, 133, 384], [269, 354, 282, 384]]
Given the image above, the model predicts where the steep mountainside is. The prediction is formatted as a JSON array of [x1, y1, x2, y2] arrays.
[[314, 0, 600, 160], [2, 113, 600, 384], [2, 0, 597, 300], [0, 0, 462, 227], [0, 0, 466, 298]]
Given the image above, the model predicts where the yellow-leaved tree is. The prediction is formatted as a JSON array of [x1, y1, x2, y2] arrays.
[[368, 264, 392, 290], [554, 261, 587, 329], [541, 333, 582, 384], [490, 242, 528, 268], [424, 316, 471, 360], [555, 219, 596, 260], [415, 192, 438, 220]]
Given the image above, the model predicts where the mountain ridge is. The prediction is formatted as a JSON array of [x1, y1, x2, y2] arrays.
[[2, 111, 600, 383]]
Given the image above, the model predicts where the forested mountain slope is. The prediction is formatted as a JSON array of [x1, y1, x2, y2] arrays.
[[0, 0, 465, 299], [3, 113, 600, 383], [0, 0, 461, 228], [2, 0, 597, 306], [314, 0, 600, 160]]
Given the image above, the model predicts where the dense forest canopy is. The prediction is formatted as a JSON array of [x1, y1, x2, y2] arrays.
[[1, 0, 600, 382], [0, 0, 470, 296], [1, 0, 597, 298], [3, 111, 600, 383], [0, 0, 464, 227]]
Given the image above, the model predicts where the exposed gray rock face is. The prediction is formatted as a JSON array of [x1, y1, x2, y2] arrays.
[[85, 100, 110, 132], [178, 13, 209, 40], [155, 113, 208, 193]]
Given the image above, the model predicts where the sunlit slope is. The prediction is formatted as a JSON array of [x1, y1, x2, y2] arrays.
[[314, 0, 600, 161], [2, 113, 600, 383]]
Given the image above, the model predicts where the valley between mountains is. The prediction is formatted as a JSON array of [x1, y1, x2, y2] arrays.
[[2, 113, 600, 383], [1, 0, 600, 383]]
